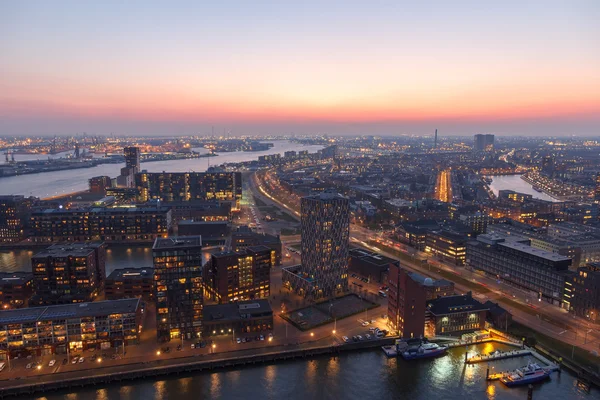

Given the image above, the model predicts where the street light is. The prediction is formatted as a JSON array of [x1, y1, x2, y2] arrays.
[[156, 350, 161, 356]]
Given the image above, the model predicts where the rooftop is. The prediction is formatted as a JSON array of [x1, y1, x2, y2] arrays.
[[407, 271, 452, 288], [498, 241, 571, 262], [33, 245, 97, 258], [0, 272, 33, 286], [152, 236, 202, 250], [107, 268, 154, 280], [0, 298, 140, 325], [427, 293, 488, 316], [349, 247, 397, 266], [203, 299, 272, 322]]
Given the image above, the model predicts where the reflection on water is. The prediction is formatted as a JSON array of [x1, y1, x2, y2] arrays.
[[35, 344, 587, 400], [489, 175, 560, 202]]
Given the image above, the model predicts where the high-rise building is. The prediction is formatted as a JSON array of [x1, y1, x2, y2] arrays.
[[204, 246, 272, 303], [595, 173, 600, 203], [153, 236, 203, 342], [473, 134, 494, 152], [568, 263, 600, 322], [0, 195, 33, 243], [88, 176, 112, 194], [136, 172, 241, 209], [124, 146, 141, 173], [282, 192, 349, 299], [30, 242, 106, 305]]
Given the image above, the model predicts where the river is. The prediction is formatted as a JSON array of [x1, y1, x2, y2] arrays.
[[488, 175, 560, 203], [30, 343, 591, 400], [0, 141, 324, 198]]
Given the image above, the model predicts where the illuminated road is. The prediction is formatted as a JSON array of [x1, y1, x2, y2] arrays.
[[436, 169, 452, 203]]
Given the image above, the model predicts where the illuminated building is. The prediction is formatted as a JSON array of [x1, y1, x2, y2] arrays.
[[231, 226, 282, 266], [153, 236, 203, 342], [425, 292, 488, 337], [0, 298, 141, 356], [349, 248, 398, 284], [204, 246, 271, 304], [425, 230, 467, 265], [203, 299, 273, 337], [88, 176, 112, 194], [473, 134, 494, 152], [282, 192, 349, 299], [467, 233, 574, 306], [568, 263, 600, 322], [0, 195, 33, 243], [595, 172, 600, 203], [135, 172, 241, 209], [30, 242, 106, 305], [30, 206, 171, 243]]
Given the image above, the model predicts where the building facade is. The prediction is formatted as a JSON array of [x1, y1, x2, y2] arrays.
[[0, 195, 33, 243], [105, 268, 154, 300], [425, 230, 467, 266], [135, 172, 241, 209], [203, 299, 273, 338], [30, 206, 171, 243], [153, 236, 203, 342], [387, 263, 426, 339], [473, 134, 494, 152], [124, 146, 141, 173], [467, 234, 573, 305], [0, 298, 141, 357], [282, 192, 350, 299], [568, 263, 600, 322], [30, 242, 106, 305], [349, 248, 397, 284], [425, 293, 488, 337], [231, 226, 282, 266], [204, 246, 271, 304], [88, 176, 112, 194]]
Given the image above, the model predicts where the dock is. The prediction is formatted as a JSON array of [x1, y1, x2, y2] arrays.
[[467, 349, 532, 364]]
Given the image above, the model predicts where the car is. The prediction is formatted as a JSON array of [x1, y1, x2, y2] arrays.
[[357, 335, 364, 341], [268, 333, 273, 338], [342, 336, 349, 343], [48, 359, 56, 367], [191, 343, 195, 349], [369, 327, 376, 332], [62, 358, 68, 365], [370, 320, 376, 324], [163, 347, 171, 353], [236, 338, 241, 344], [361, 321, 369, 327], [365, 334, 371, 340], [71, 358, 78, 364], [260, 335, 265, 341], [78, 357, 84, 363], [352, 336, 358, 342], [26, 363, 32, 369], [91, 354, 97, 361], [376, 331, 385, 338], [176, 344, 182, 351]]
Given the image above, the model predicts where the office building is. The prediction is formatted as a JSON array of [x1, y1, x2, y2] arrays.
[[458, 212, 493, 234], [425, 292, 489, 337], [88, 176, 112, 194], [498, 190, 533, 204], [349, 248, 398, 284], [282, 192, 350, 299], [0, 272, 33, 309], [204, 246, 271, 304], [0, 298, 141, 356], [105, 187, 139, 205], [177, 220, 230, 246], [203, 299, 273, 338], [30, 206, 171, 243], [135, 172, 241, 209], [124, 146, 141, 173], [30, 242, 106, 305], [473, 134, 494, 152], [568, 263, 600, 322], [153, 236, 203, 342], [167, 201, 232, 225], [425, 230, 467, 265], [105, 268, 155, 300], [467, 234, 573, 305], [0, 195, 33, 243]]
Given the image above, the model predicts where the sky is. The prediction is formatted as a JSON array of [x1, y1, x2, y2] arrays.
[[1, 1, 599, 137]]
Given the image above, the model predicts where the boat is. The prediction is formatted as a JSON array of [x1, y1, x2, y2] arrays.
[[499, 362, 550, 387], [401, 342, 447, 360]]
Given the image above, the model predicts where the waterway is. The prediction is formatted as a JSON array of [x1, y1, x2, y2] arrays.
[[488, 175, 560, 203], [30, 343, 592, 400], [0, 141, 324, 198]]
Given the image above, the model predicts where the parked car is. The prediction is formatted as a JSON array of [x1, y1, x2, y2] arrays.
[[268, 333, 273, 339], [176, 344, 182, 351], [361, 321, 369, 327], [190, 343, 195, 349], [90, 354, 97, 361], [357, 335, 364, 341], [78, 357, 84, 363], [365, 334, 371, 340], [352, 336, 358, 342], [260, 335, 265, 341], [236, 338, 241, 344], [26, 363, 32, 369], [48, 359, 56, 367], [62, 358, 68, 365], [342, 336, 350, 343], [71, 358, 78, 364]]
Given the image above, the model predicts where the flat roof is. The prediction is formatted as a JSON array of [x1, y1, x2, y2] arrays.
[[152, 236, 202, 250], [203, 299, 272, 322], [0, 272, 33, 286], [349, 247, 396, 266], [407, 272, 453, 288], [498, 241, 571, 262], [0, 298, 140, 325], [426, 294, 488, 316], [33, 245, 96, 258], [107, 268, 154, 280]]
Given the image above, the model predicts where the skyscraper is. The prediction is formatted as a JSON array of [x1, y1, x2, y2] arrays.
[[153, 236, 203, 342], [124, 146, 141, 173], [282, 192, 350, 299], [594, 173, 600, 203], [473, 134, 495, 152]]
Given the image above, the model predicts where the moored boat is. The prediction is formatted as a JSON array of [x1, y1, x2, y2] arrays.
[[401, 342, 447, 360], [499, 362, 550, 387]]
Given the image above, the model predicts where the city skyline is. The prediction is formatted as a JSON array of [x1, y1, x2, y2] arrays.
[[1, 1, 599, 137]]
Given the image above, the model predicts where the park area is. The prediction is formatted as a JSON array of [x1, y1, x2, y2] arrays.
[[282, 293, 379, 331]]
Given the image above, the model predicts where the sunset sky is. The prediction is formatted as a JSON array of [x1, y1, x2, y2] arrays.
[[1, 1, 599, 136]]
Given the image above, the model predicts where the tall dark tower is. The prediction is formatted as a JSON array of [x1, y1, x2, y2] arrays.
[[124, 146, 141, 173], [434, 129, 438, 149]]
